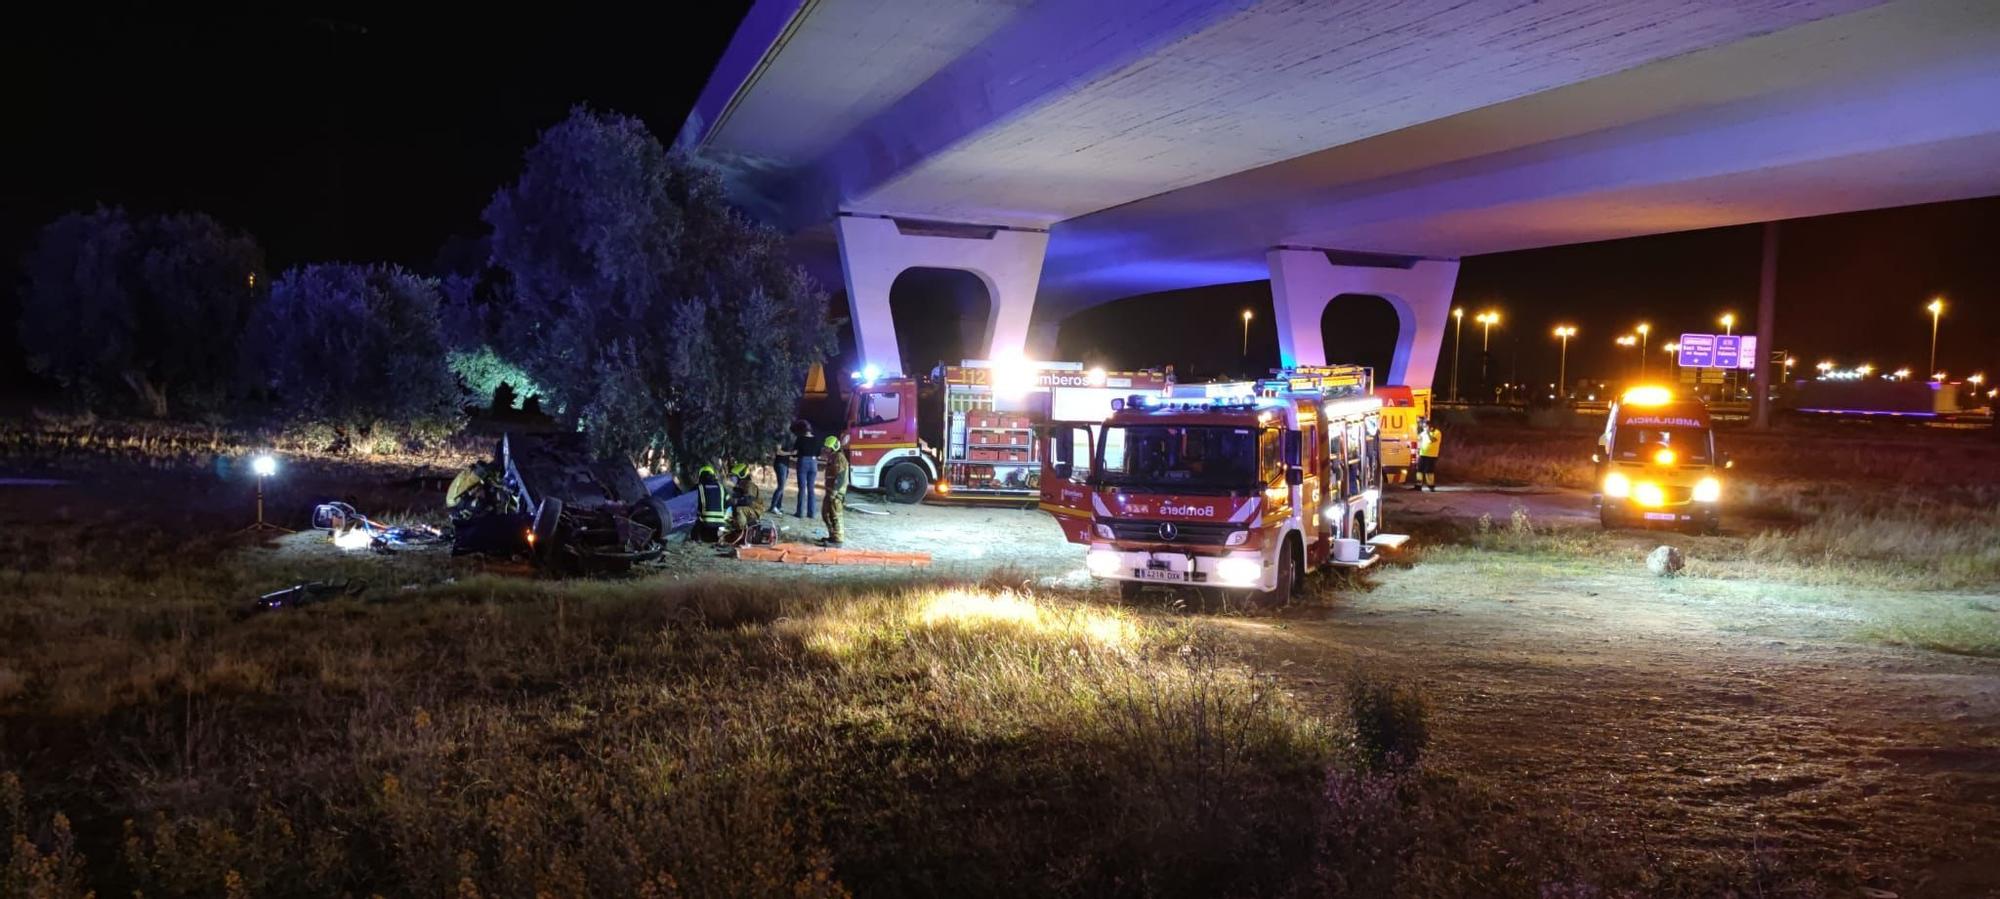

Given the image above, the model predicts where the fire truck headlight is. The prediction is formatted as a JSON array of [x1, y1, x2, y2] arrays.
[[1634, 482, 1667, 508], [1693, 477, 1722, 503], [1603, 472, 1631, 498], [1224, 530, 1249, 546], [1094, 523, 1115, 540], [1214, 556, 1263, 587], [1086, 549, 1122, 577]]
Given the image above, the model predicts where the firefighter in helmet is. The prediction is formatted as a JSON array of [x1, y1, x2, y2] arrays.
[[819, 434, 850, 547], [693, 464, 728, 541], [725, 462, 762, 543]]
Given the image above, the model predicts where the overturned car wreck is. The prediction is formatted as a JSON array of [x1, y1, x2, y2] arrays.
[[451, 433, 673, 575]]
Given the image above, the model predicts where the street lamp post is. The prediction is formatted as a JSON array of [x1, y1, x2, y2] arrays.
[[1615, 334, 1638, 383], [1636, 323, 1651, 381], [1450, 308, 1464, 402], [1552, 326, 1576, 398], [1663, 342, 1681, 383], [1241, 309, 1253, 358], [1928, 297, 1944, 376], [1475, 311, 1501, 403], [1718, 313, 1737, 398]]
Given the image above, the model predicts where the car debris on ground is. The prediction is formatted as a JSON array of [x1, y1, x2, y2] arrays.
[[252, 579, 366, 613]]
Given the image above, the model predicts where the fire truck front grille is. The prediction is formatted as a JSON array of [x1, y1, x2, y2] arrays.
[[1106, 520, 1240, 545]]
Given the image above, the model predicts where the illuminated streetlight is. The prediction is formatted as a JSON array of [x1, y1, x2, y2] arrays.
[[1635, 323, 1651, 379], [1476, 311, 1501, 351], [1933, 371, 1948, 382], [1857, 364, 1875, 377], [1719, 312, 1736, 335], [1552, 326, 1577, 397], [1968, 373, 1985, 387], [1893, 368, 1912, 381], [1927, 297, 1944, 376], [1614, 334, 1637, 382], [1450, 308, 1465, 402], [1240, 309, 1253, 357], [1474, 311, 1501, 402], [1816, 360, 1834, 374]]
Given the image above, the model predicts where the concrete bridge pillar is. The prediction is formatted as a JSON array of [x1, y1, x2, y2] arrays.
[[834, 215, 1050, 376], [1266, 248, 1461, 388]]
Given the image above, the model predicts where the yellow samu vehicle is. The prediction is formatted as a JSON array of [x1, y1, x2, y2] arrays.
[[1593, 386, 1732, 535]]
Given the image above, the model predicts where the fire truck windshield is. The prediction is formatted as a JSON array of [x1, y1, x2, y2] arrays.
[[1095, 425, 1264, 492]]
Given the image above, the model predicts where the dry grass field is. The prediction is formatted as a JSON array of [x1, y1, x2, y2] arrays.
[[3, 416, 1996, 896]]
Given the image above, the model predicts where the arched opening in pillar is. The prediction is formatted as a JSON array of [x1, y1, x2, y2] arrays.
[[889, 267, 992, 374], [1318, 293, 1400, 379], [1054, 281, 1274, 378]]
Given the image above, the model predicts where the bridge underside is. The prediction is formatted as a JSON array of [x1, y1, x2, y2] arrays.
[[694, 0, 2000, 386]]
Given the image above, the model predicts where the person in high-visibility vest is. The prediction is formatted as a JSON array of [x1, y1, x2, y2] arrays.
[[1413, 419, 1442, 492], [693, 464, 728, 541], [725, 462, 761, 543], [820, 435, 850, 547]]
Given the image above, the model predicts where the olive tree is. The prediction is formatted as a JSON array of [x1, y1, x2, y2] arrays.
[[483, 106, 832, 466], [18, 208, 263, 416]]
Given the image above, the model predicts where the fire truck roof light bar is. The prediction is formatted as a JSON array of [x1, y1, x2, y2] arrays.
[[959, 358, 1085, 371]]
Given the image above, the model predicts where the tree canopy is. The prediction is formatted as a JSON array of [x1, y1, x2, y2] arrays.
[[483, 106, 832, 466], [245, 263, 462, 443], [18, 208, 263, 416]]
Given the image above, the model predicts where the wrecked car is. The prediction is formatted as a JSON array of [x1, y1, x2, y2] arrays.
[[452, 433, 671, 574]]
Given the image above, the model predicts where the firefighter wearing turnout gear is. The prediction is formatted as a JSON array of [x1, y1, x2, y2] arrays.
[[725, 462, 761, 543], [820, 435, 849, 546], [693, 465, 729, 541]]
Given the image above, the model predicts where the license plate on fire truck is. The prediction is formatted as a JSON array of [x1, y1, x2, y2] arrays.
[[1137, 560, 1183, 582]]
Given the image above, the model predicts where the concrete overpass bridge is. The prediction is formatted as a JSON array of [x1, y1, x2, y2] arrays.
[[681, 0, 2000, 387]]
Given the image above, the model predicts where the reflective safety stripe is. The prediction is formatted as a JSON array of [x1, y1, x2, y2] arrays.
[[698, 484, 728, 523]]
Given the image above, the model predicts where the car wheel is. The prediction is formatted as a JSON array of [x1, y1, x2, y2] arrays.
[[530, 496, 564, 564], [1599, 506, 1624, 531], [883, 462, 930, 504]]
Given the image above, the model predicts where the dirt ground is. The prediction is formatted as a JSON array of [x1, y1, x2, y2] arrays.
[[1246, 492, 2000, 894], [718, 487, 2000, 894]]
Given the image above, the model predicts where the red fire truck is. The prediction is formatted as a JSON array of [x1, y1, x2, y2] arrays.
[[843, 359, 1171, 504], [1040, 365, 1406, 601]]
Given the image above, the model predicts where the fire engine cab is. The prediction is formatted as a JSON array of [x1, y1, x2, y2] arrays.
[[843, 360, 1171, 504], [1041, 365, 1408, 602]]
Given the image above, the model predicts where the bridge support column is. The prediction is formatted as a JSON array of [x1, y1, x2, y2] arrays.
[[834, 215, 1050, 376], [1266, 248, 1461, 388]]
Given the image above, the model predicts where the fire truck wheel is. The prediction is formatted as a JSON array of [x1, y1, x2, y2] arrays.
[[1251, 537, 1302, 606], [1598, 506, 1625, 530], [882, 462, 930, 504]]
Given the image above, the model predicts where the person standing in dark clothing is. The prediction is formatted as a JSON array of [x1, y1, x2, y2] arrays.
[[769, 423, 798, 514], [793, 420, 819, 518]]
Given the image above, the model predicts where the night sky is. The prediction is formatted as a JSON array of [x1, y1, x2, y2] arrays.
[[6, 7, 1996, 397]]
